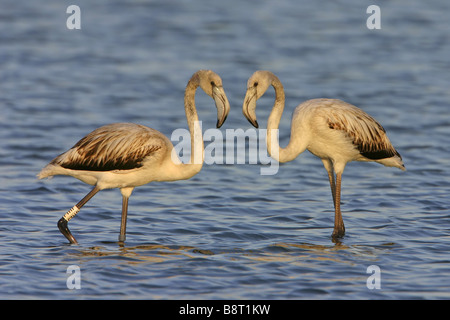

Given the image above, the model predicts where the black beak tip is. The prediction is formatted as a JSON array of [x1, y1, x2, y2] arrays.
[[216, 115, 228, 128], [247, 118, 258, 128]]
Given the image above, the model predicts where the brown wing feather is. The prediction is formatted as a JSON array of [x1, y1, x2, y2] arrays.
[[51, 123, 164, 171], [326, 102, 402, 160]]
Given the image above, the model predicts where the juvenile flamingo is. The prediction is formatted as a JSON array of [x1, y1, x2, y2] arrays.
[[38, 70, 230, 244], [242, 70, 405, 238]]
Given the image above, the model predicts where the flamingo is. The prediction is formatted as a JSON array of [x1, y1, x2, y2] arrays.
[[242, 70, 405, 239], [38, 70, 230, 244]]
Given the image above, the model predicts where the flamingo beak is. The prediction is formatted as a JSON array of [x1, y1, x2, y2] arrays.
[[242, 86, 259, 128], [212, 85, 230, 128]]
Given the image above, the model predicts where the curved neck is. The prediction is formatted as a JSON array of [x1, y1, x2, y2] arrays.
[[181, 77, 204, 176], [266, 77, 304, 163]]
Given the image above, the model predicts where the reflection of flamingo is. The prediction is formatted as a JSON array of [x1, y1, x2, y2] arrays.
[[38, 70, 230, 244], [243, 70, 405, 239]]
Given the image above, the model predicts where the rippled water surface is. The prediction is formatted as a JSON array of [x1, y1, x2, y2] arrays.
[[1, 0, 449, 299]]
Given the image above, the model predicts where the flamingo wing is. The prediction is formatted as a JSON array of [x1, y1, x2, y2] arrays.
[[51, 123, 164, 171], [325, 100, 402, 160]]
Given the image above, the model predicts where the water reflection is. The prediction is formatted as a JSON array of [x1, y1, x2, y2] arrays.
[[69, 239, 396, 268], [73, 244, 199, 263]]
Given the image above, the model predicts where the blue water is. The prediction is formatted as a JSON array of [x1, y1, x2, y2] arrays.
[[1, 0, 449, 299]]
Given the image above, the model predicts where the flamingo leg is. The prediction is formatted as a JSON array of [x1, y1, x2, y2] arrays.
[[58, 186, 100, 244], [326, 171, 336, 208], [322, 159, 336, 208], [332, 172, 345, 238], [118, 187, 134, 243], [119, 195, 129, 242]]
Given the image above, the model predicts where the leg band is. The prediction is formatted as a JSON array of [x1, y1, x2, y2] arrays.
[[63, 205, 80, 222]]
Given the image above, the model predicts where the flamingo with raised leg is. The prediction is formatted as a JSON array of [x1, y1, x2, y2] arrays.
[[38, 70, 230, 244]]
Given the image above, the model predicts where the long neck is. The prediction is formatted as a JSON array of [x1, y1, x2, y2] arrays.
[[181, 78, 204, 176], [266, 78, 305, 163]]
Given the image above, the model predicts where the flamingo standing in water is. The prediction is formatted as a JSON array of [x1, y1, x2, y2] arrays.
[[38, 70, 230, 244], [242, 70, 405, 239]]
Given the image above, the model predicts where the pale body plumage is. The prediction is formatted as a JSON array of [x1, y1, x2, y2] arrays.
[[243, 70, 405, 238], [39, 124, 187, 188], [38, 70, 230, 244]]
